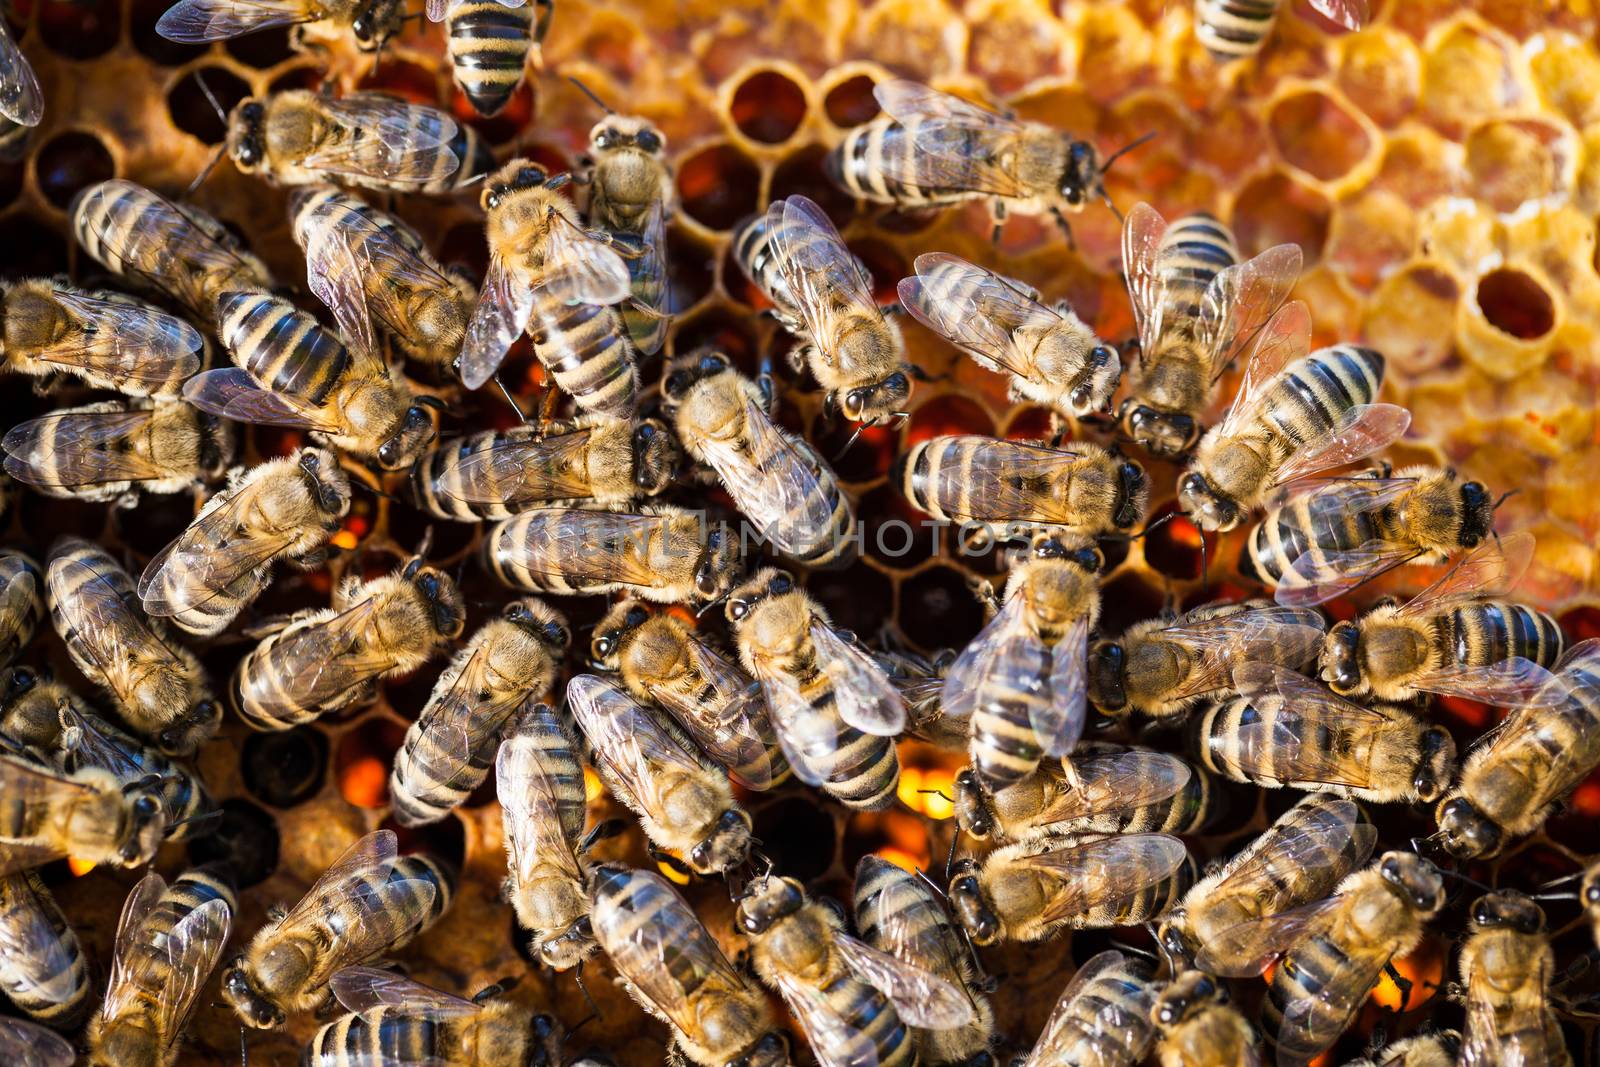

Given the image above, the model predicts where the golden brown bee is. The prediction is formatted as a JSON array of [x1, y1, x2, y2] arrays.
[[591, 598, 790, 790], [1012, 950, 1159, 1067], [582, 109, 673, 355], [0, 751, 170, 875], [220, 829, 454, 1029], [663, 350, 854, 566], [947, 832, 1193, 945], [156, 0, 403, 51], [306, 966, 563, 1067], [0, 1016, 73, 1067], [0, 18, 43, 162], [458, 159, 639, 416], [390, 598, 568, 827], [138, 447, 351, 638], [897, 433, 1146, 540], [185, 290, 439, 470], [898, 254, 1122, 418], [1150, 970, 1259, 1067], [1244, 465, 1502, 607], [482, 505, 740, 605], [588, 864, 790, 1067], [946, 535, 1101, 788], [1344, 1032, 1461, 1067], [46, 538, 220, 755], [852, 855, 995, 1066], [0, 551, 42, 669], [435, 0, 551, 116], [567, 673, 752, 875], [726, 568, 904, 809], [232, 549, 464, 732], [1177, 299, 1410, 531], [1195, 663, 1457, 804], [737, 872, 974, 1067], [226, 91, 493, 195], [1196, 0, 1367, 62], [1, 279, 202, 397], [1118, 204, 1301, 457], [1088, 599, 1325, 720], [70, 180, 274, 326], [1456, 891, 1569, 1067], [85, 866, 235, 1067], [733, 195, 910, 425], [410, 416, 679, 522], [0, 870, 89, 1029], [289, 185, 478, 368], [1435, 638, 1600, 859], [872, 646, 966, 750], [1321, 532, 1567, 704], [1159, 794, 1375, 974], [3, 399, 233, 507]]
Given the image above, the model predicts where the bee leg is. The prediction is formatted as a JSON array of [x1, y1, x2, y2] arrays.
[[577, 817, 628, 855], [532, 0, 555, 43], [1382, 959, 1414, 1011], [1051, 207, 1077, 251], [988, 200, 1008, 245], [471, 976, 520, 1003], [965, 574, 1002, 619], [756, 360, 778, 416]]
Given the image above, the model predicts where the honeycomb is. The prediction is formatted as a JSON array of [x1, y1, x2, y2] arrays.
[[3, 0, 1600, 1064]]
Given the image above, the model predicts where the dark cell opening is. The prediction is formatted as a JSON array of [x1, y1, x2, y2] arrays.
[[1269, 90, 1371, 183], [752, 794, 836, 883], [168, 66, 251, 145], [770, 144, 855, 227], [187, 798, 280, 889], [906, 395, 994, 447], [808, 562, 893, 637], [110, 488, 198, 559], [860, 484, 929, 568], [358, 59, 441, 106], [808, 411, 898, 483], [242, 726, 330, 808], [730, 69, 808, 144], [898, 566, 984, 652], [336, 716, 409, 809], [0, 215, 68, 278], [1476, 268, 1555, 340], [1232, 171, 1332, 265], [226, 25, 295, 68], [848, 238, 906, 305], [677, 144, 760, 231], [824, 74, 880, 128], [670, 306, 760, 374], [381, 811, 468, 874], [269, 64, 326, 94], [38, 0, 118, 58], [1142, 503, 1204, 580], [35, 131, 114, 209], [0, 155, 23, 209], [1096, 570, 1167, 637], [666, 228, 715, 312], [452, 80, 536, 145]]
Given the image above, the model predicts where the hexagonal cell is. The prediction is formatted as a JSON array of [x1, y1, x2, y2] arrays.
[[859, 484, 928, 568], [1465, 119, 1569, 214], [186, 798, 280, 889], [905, 395, 995, 447], [676, 143, 761, 231], [854, 0, 966, 83], [358, 59, 442, 106], [0, 155, 23, 207], [242, 727, 330, 808], [1141, 503, 1204, 581], [1530, 32, 1600, 127], [666, 228, 716, 312], [808, 413, 898, 483], [1073, 5, 1154, 106], [729, 68, 808, 144], [770, 144, 854, 225], [1475, 268, 1556, 341], [1362, 262, 1462, 376], [33, 130, 114, 209], [966, 0, 1068, 95], [753, 794, 836, 883], [1370, 129, 1464, 208], [335, 716, 409, 809], [1095, 569, 1167, 639], [670, 305, 760, 371], [1337, 26, 1421, 128], [168, 67, 251, 145], [382, 811, 468, 874], [897, 565, 984, 652], [807, 561, 894, 641], [131, 0, 207, 64], [0, 213, 67, 281], [824, 73, 880, 128], [226, 25, 296, 69], [1231, 170, 1332, 264], [37, 0, 118, 58], [1420, 20, 1522, 138], [1326, 189, 1416, 290], [1268, 89, 1373, 184]]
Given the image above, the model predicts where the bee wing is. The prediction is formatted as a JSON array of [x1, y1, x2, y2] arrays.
[[305, 95, 460, 183], [1038, 748, 1192, 826], [753, 661, 838, 788], [833, 932, 975, 1030], [1023, 951, 1138, 1067], [418, 646, 529, 769], [1036, 614, 1090, 758], [939, 440, 1090, 527], [1227, 663, 1397, 790], [330, 966, 481, 1016], [446, 428, 595, 509], [666, 636, 778, 790], [1155, 607, 1326, 702], [297, 204, 382, 362], [1268, 403, 1413, 489], [0, 756, 93, 874], [280, 831, 439, 978], [1213, 301, 1312, 438], [459, 254, 534, 390], [1121, 203, 1172, 358], [542, 211, 634, 307], [567, 674, 711, 817], [244, 596, 397, 716], [3, 407, 173, 488], [1020, 833, 1191, 926], [1198, 243, 1302, 379], [49, 553, 182, 707], [0, 1017, 74, 1067], [899, 254, 1057, 380], [155, 0, 314, 41], [1308, 0, 1368, 30], [940, 594, 1036, 725], [182, 367, 342, 432], [110, 880, 232, 1044], [1507, 641, 1600, 812], [1460, 950, 1533, 1067], [769, 196, 884, 350], [37, 288, 203, 388], [772, 971, 882, 1067], [872, 80, 1031, 199], [0, 877, 93, 1008], [1395, 531, 1535, 618], [622, 200, 670, 355], [811, 622, 906, 736], [1194, 895, 1346, 978], [57, 708, 145, 781], [505, 510, 678, 590], [1275, 948, 1386, 1067], [0, 21, 42, 127], [1275, 538, 1423, 608], [137, 475, 303, 615], [495, 720, 583, 888]]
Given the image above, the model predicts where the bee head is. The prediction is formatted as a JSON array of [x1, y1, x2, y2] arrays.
[[952, 768, 995, 839], [159, 698, 221, 755], [736, 874, 806, 934], [947, 860, 999, 945], [506, 598, 571, 653], [1058, 140, 1100, 208], [298, 448, 353, 517], [591, 599, 648, 668], [1377, 850, 1445, 914], [1322, 622, 1363, 694], [2, 664, 39, 704], [663, 349, 731, 406], [1470, 890, 1545, 935], [591, 117, 666, 156], [1458, 479, 1494, 547], [1153, 970, 1220, 1028], [409, 566, 466, 639], [536, 915, 595, 970], [1112, 457, 1148, 530], [1086, 639, 1127, 712], [731, 1032, 791, 1067], [221, 957, 285, 1029], [695, 522, 741, 601], [1033, 534, 1101, 572], [691, 808, 753, 873], [376, 404, 437, 471], [1412, 726, 1455, 803], [1435, 796, 1501, 859], [632, 419, 682, 496], [839, 371, 912, 424], [229, 99, 267, 170], [1177, 471, 1240, 532], [482, 161, 549, 210], [726, 569, 793, 624], [350, 0, 394, 44], [1118, 399, 1198, 458]]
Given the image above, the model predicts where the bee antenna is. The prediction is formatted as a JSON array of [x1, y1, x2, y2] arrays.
[[493, 375, 529, 423], [1538, 870, 1586, 888], [918, 787, 952, 803], [567, 76, 615, 115], [833, 418, 874, 462], [194, 69, 230, 126], [184, 143, 226, 199], [695, 595, 727, 619], [1437, 868, 1493, 893], [1129, 510, 1176, 541], [240, 1025, 248, 1067], [1493, 488, 1521, 510], [944, 829, 961, 884], [1530, 892, 1579, 902], [168, 809, 224, 832], [1100, 130, 1157, 173]]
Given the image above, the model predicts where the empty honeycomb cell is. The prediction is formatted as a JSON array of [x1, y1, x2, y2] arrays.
[[37, 0, 119, 59], [336, 716, 409, 809], [1420, 19, 1524, 138], [1003, 405, 1057, 441], [728, 68, 808, 145], [769, 144, 854, 224], [897, 565, 984, 652], [242, 728, 330, 809], [0, 215, 68, 277], [807, 413, 897, 482], [1474, 267, 1557, 340], [168, 66, 251, 145], [853, 0, 966, 83], [0, 157, 23, 206], [965, 0, 1067, 96], [452, 81, 536, 147], [809, 560, 895, 636], [440, 220, 491, 278], [268, 63, 326, 94], [112, 492, 206, 558], [1268, 88, 1376, 185], [382, 812, 468, 873], [905, 394, 995, 446], [822, 71, 880, 128], [225, 25, 295, 69], [1370, 128, 1464, 208], [754, 795, 837, 883], [1362, 262, 1462, 375], [1094, 569, 1167, 640], [1326, 189, 1417, 290], [1230, 169, 1332, 263], [1531, 33, 1600, 127], [186, 797, 280, 889], [859, 484, 927, 567], [130, 0, 205, 64], [669, 304, 759, 369], [1142, 503, 1204, 581], [1337, 27, 1422, 127], [665, 228, 715, 312], [33, 130, 114, 209], [676, 142, 760, 231], [1466, 118, 1571, 213]]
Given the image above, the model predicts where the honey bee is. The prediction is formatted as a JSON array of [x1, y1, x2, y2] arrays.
[[852, 855, 994, 1066], [85, 866, 235, 1067], [1195, 662, 1457, 804], [0, 17, 43, 162], [0, 551, 41, 669], [945, 535, 1101, 788], [1457, 891, 1569, 1067], [1196, 0, 1367, 62], [871, 646, 966, 750], [581, 105, 673, 355], [725, 568, 905, 810], [1119, 204, 1302, 457], [289, 185, 479, 368], [306, 965, 563, 1067], [1159, 794, 1375, 973], [1344, 1032, 1461, 1067], [591, 598, 790, 791], [138, 447, 351, 638], [587, 864, 790, 1067], [0, 1016, 73, 1067], [1434, 638, 1600, 859], [226, 91, 494, 195], [0, 751, 170, 875], [947, 832, 1194, 945], [482, 505, 740, 605], [1321, 532, 1567, 705], [1197, 851, 1445, 1067], [1088, 599, 1325, 720], [70, 180, 275, 324], [898, 254, 1122, 418], [457, 159, 639, 416], [390, 598, 568, 827], [155, 0, 403, 51], [1243, 465, 1502, 607], [3, 399, 234, 507], [567, 674, 753, 875], [0, 870, 89, 1028], [46, 538, 220, 755], [733, 195, 910, 425], [896, 433, 1147, 540], [828, 80, 1144, 243], [185, 290, 439, 470], [410, 416, 680, 522], [662, 350, 854, 566], [432, 0, 550, 116], [1176, 300, 1411, 531], [1012, 950, 1158, 1067], [737, 872, 974, 1067], [232, 548, 464, 731], [49, 704, 215, 844], [220, 829, 454, 1028], [953, 744, 1216, 844], [1150, 970, 1259, 1067]]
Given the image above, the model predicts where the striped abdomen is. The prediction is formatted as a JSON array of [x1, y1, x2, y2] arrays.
[[217, 291, 350, 406], [528, 290, 638, 418], [826, 118, 972, 208], [796, 662, 900, 809], [731, 212, 801, 319], [1255, 345, 1384, 453], [1264, 917, 1384, 1065], [387, 855, 456, 948], [815, 971, 916, 1067], [1435, 602, 1566, 674], [307, 1008, 448, 1067], [0, 871, 89, 1027], [1078, 854, 1195, 928], [410, 427, 592, 522], [1114, 762, 1216, 835], [0, 552, 42, 666], [1195, 0, 1282, 61], [447, 0, 534, 117], [970, 657, 1051, 788], [105, 865, 234, 1010], [1156, 213, 1239, 323], [1240, 486, 1391, 587], [1047, 961, 1159, 1067], [744, 425, 852, 567]]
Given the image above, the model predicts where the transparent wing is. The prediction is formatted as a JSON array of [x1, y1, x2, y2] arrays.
[[416, 646, 530, 771], [35, 288, 203, 387], [1121, 203, 1171, 357], [459, 255, 535, 390], [909, 439, 1088, 526], [303, 95, 459, 183], [1155, 607, 1326, 702], [49, 553, 182, 706], [1396, 531, 1535, 618], [102, 870, 168, 1024], [495, 722, 583, 888], [1228, 663, 1398, 789], [330, 966, 480, 1017], [769, 196, 884, 356], [137, 473, 301, 615], [1268, 404, 1412, 489], [506, 510, 676, 590], [1275, 539, 1423, 608], [57, 707, 145, 781], [540, 211, 633, 307], [900, 254, 1059, 379], [1036, 615, 1089, 758], [625, 199, 670, 355], [834, 932, 975, 1030], [753, 661, 838, 788], [872, 80, 1030, 199], [298, 204, 380, 361], [2, 407, 170, 488], [566, 674, 712, 818], [0, 880, 88, 1007], [1023, 951, 1131, 1067], [811, 623, 906, 736], [1019, 834, 1190, 925], [108, 881, 231, 1043], [940, 594, 1039, 726], [1195, 896, 1345, 978], [1403, 658, 1559, 705], [0, 1017, 74, 1067], [1198, 244, 1302, 378], [773, 971, 881, 1067], [661, 636, 777, 790], [1308, 0, 1368, 30], [156, 0, 313, 41], [1037, 749, 1192, 827], [182, 368, 339, 432], [1213, 301, 1313, 439], [1277, 948, 1385, 1067], [445, 428, 595, 506], [0, 20, 43, 127], [242, 597, 396, 717]]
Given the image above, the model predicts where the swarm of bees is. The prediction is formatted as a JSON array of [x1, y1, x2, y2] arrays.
[[1, 0, 1597, 1065]]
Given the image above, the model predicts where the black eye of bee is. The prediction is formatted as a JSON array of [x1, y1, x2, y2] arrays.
[[516, 165, 546, 186], [133, 794, 160, 819], [595, 128, 617, 148], [546, 623, 570, 648], [624, 605, 648, 628], [594, 635, 615, 657], [768, 572, 793, 595], [727, 599, 750, 622], [241, 101, 264, 121], [635, 129, 662, 151], [351, 13, 373, 39], [664, 370, 691, 397]]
